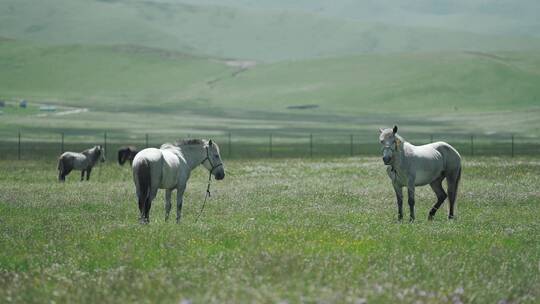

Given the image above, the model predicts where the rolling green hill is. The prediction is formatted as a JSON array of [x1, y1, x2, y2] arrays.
[[179, 0, 540, 38], [1, 38, 539, 137], [2, 0, 540, 62]]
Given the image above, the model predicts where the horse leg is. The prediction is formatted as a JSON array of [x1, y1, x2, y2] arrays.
[[447, 168, 461, 220], [86, 168, 92, 181], [165, 189, 172, 222], [407, 178, 416, 222], [176, 185, 186, 223], [80, 170, 85, 181], [428, 176, 447, 220], [392, 183, 403, 221]]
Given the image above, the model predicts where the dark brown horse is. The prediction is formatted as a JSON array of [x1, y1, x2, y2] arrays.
[[118, 146, 139, 166]]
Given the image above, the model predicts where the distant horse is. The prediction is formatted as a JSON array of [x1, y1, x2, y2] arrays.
[[132, 139, 225, 224], [118, 146, 139, 166], [379, 126, 461, 221], [58, 145, 106, 182]]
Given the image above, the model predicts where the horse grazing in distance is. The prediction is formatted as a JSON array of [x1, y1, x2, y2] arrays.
[[58, 145, 106, 182], [379, 126, 462, 221], [132, 139, 225, 224], [118, 146, 139, 166]]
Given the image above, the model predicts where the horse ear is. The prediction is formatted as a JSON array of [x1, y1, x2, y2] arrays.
[[379, 128, 384, 134], [208, 139, 213, 146], [393, 125, 398, 134]]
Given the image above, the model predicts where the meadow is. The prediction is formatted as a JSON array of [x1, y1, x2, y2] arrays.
[[1, 157, 539, 303], [1, 1, 540, 302]]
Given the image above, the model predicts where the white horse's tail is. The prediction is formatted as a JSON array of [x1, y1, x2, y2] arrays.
[[135, 159, 152, 210], [57, 156, 65, 182], [451, 166, 461, 199]]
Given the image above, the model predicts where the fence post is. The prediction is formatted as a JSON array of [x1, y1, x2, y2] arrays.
[[470, 135, 474, 156], [350, 134, 353, 156], [104, 132, 107, 158], [269, 133, 273, 158], [228, 132, 232, 157], [61, 132, 64, 153], [17, 130, 21, 160], [145, 133, 149, 148], [309, 133, 313, 158], [511, 134, 514, 157]]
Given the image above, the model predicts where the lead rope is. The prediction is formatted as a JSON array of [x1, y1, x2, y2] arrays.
[[195, 172, 213, 223]]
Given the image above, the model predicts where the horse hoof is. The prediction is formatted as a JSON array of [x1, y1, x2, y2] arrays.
[[409, 217, 415, 223], [448, 215, 455, 220], [428, 215, 434, 221]]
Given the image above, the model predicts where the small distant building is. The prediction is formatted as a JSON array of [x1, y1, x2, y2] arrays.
[[19, 99, 27, 108]]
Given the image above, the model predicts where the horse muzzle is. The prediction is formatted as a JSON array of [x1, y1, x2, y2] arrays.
[[215, 171, 225, 180], [382, 156, 391, 165]]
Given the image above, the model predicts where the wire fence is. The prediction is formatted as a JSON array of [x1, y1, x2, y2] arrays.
[[0, 131, 538, 161]]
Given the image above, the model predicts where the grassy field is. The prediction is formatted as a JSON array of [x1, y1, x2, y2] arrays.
[[1, 157, 539, 303]]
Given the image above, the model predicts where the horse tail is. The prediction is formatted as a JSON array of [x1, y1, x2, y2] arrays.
[[118, 148, 126, 165], [134, 158, 151, 214], [57, 155, 66, 182], [57, 156, 63, 172], [452, 165, 462, 198], [447, 161, 461, 218]]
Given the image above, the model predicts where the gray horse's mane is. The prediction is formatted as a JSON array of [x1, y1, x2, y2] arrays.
[[161, 139, 208, 156], [175, 138, 207, 146], [82, 145, 101, 154]]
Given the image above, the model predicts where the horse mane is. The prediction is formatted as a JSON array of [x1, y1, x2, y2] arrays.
[[175, 138, 206, 146], [81, 146, 96, 155]]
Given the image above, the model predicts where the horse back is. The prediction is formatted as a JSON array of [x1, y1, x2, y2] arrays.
[[58, 152, 88, 170]]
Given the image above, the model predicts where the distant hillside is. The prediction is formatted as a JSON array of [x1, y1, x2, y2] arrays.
[[178, 0, 540, 38], [0, 39, 233, 109], [1, 0, 540, 62], [1, 39, 539, 117]]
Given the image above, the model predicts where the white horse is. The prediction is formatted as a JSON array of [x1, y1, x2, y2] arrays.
[[379, 126, 462, 221], [132, 139, 225, 224], [57, 145, 106, 182]]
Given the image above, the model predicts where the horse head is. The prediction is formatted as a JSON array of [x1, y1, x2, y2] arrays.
[[202, 140, 225, 180], [97, 145, 106, 163], [379, 125, 401, 165]]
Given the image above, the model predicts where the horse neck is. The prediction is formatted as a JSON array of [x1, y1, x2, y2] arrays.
[[181, 145, 207, 171], [86, 148, 99, 164], [392, 136, 407, 169]]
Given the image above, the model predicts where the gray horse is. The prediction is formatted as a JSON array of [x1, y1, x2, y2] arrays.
[[57, 145, 106, 182], [379, 126, 462, 221], [132, 139, 225, 224]]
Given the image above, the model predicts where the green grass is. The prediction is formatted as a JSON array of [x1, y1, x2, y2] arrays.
[[1, 157, 539, 303]]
